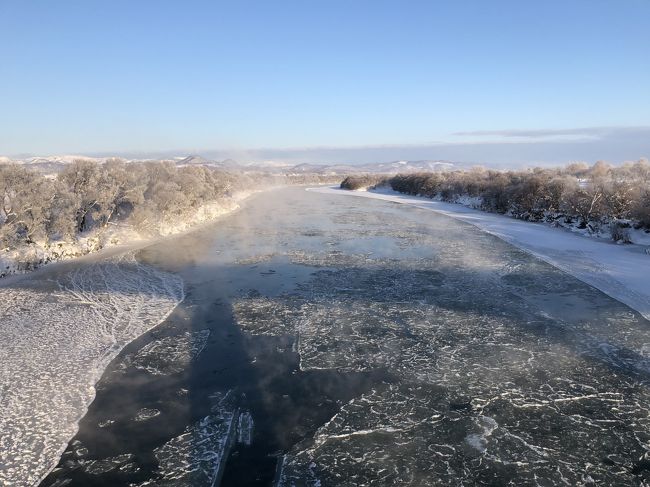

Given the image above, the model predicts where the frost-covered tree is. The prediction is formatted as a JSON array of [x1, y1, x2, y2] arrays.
[[0, 165, 53, 246], [58, 160, 102, 232]]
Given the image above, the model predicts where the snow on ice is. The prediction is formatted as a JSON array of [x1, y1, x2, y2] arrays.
[[0, 253, 183, 486]]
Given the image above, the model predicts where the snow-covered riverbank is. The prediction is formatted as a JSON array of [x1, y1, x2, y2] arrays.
[[309, 186, 650, 322]]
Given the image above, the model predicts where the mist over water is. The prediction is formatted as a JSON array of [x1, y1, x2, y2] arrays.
[[5, 186, 647, 486]]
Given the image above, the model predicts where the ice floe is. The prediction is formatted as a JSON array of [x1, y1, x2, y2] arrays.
[[132, 390, 238, 486], [120, 329, 211, 376], [133, 408, 161, 422], [237, 411, 254, 446]]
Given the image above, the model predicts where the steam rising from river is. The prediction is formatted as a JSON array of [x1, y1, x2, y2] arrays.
[[0, 254, 183, 486]]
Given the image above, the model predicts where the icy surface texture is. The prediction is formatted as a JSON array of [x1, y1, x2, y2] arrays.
[[57, 440, 138, 477], [277, 381, 650, 486], [237, 411, 254, 446], [312, 185, 650, 323], [0, 254, 183, 486], [121, 329, 211, 376], [233, 232, 650, 484], [133, 391, 238, 486], [133, 408, 161, 422]]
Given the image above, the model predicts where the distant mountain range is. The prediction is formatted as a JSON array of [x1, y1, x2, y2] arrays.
[[172, 155, 465, 174], [1, 154, 466, 175], [280, 159, 459, 174]]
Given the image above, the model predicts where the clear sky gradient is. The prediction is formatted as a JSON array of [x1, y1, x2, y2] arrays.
[[1, 0, 649, 165]]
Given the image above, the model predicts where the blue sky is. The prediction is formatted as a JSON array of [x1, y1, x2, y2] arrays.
[[1, 0, 649, 165]]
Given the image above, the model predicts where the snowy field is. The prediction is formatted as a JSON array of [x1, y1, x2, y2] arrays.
[[0, 254, 184, 486], [309, 186, 650, 322]]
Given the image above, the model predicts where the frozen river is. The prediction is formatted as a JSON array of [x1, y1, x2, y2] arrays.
[[1, 186, 648, 486]]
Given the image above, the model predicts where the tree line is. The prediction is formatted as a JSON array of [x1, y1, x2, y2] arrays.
[[343, 160, 650, 241], [0, 159, 324, 250]]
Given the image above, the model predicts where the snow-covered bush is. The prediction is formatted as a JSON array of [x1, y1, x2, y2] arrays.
[[373, 159, 650, 241], [632, 190, 650, 228], [610, 222, 632, 243], [340, 175, 388, 191]]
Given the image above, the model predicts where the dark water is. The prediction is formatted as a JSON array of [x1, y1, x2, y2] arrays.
[[41, 187, 650, 486]]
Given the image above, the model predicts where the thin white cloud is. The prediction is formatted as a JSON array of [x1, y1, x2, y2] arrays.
[[452, 126, 650, 139]]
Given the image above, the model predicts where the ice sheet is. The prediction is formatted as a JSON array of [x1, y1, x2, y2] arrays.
[[0, 254, 183, 486]]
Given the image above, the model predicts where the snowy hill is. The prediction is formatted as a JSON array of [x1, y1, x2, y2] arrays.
[[357, 160, 459, 173], [1, 154, 466, 176], [281, 160, 462, 175], [174, 155, 240, 169]]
